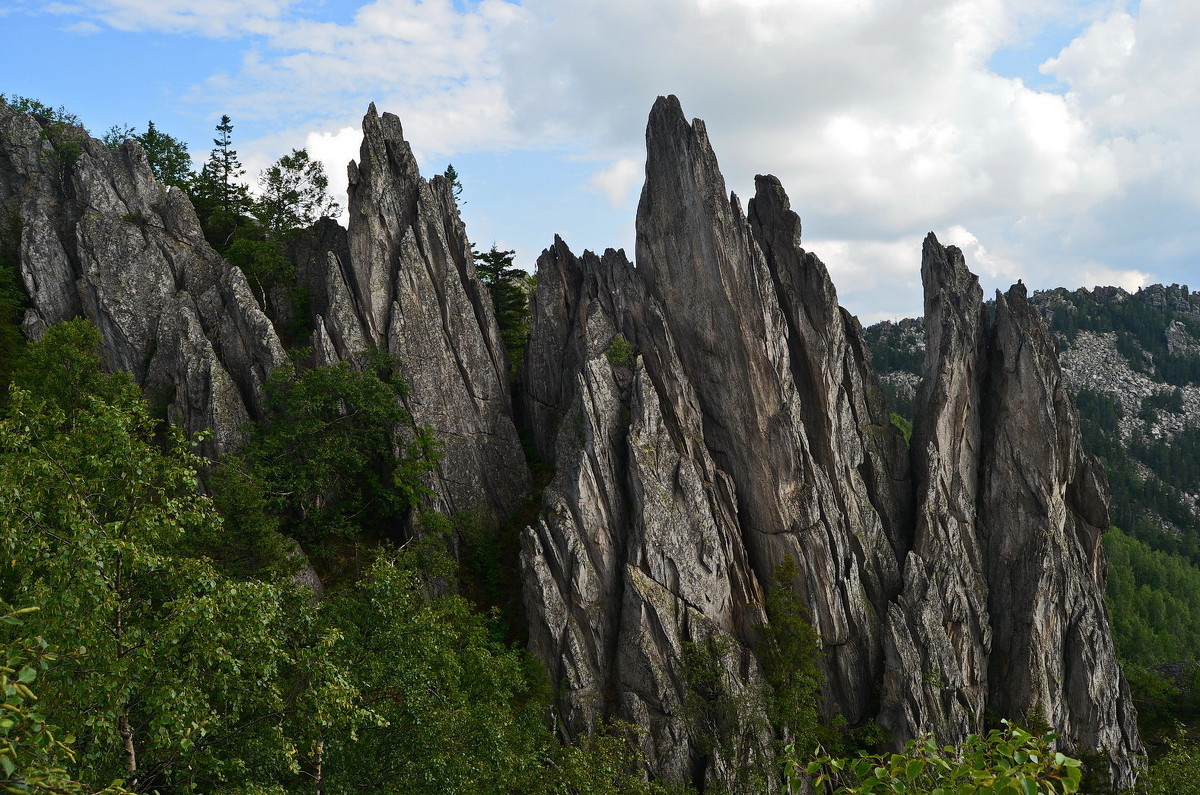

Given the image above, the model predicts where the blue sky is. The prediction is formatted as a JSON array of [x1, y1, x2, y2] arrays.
[[2, 0, 1194, 322]]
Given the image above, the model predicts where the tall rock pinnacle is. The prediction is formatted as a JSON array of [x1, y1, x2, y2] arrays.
[[635, 95, 908, 723], [981, 282, 1142, 789], [344, 103, 529, 525], [521, 96, 1141, 788]]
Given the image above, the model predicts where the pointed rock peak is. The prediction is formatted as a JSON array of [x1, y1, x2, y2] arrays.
[[921, 232, 979, 306], [642, 95, 720, 179], [749, 174, 802, 243], [361, 102, 406, 144], [1005, 279, 1029, 305], [647, 94, 687, 132]]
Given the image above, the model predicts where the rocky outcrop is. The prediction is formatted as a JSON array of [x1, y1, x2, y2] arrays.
[[520, 244, 770, 789], [634, 96, 908, 723], [880, 235, 990, 745], [520, 97, 1142, 789], [981, 283, 1141, 789], [0, 103, 285, 453], [2, 94, 1144, 790], [341, 104, 528, 525]]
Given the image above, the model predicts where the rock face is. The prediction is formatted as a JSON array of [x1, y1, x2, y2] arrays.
[[520, 96, 915, 785], [875, 238, 1142, 787], [981, 283, 1140, 788], [2, 95, 1143, 790], [880, 236, 991, 744], [331, 104, 528, 525], [520, 97, 1141, 789], [0, 103, 285, 453]]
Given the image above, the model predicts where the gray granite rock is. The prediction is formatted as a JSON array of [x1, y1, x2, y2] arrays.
[[0, 103, 285, 454]]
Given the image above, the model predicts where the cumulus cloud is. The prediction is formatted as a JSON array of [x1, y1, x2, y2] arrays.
[[588, 158, 641, 208], [1078, 264, 1153, 293], [20, 0, 1200, 318]]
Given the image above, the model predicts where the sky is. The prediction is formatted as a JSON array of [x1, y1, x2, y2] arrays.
[[1, 0, 1196, 323]]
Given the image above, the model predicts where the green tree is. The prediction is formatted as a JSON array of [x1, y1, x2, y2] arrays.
[[0, 320, 354, 791], [474, 245, 531, 376], [191, 115, 250, 247], [0, 605, 131, 793], [135, 121, 193, 189], [101, 121, 192, 190], [227, 353, 438, 564], [797, 722, 1083, 794], [253, 148, 340, 235], [0, 95, 82, 127], [757, 556, 824, 756], [443, 163, 463, 202]]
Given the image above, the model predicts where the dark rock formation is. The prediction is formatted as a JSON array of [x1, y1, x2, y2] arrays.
[[635, 97, 908, 724], [519, 243, 769, 788], [0, 103, 285, 454], [880, 235, 991, 745], [338, 104, 528, 525], [981, 283, 1141, 788], [519, 97, 1141, 789]]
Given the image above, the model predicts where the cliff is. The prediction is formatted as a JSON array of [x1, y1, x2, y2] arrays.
[[0, 95, 1143, 789]]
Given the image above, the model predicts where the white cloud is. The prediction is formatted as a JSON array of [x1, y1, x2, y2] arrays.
[[45, 0, 299, 36], [23, 0, 1200, 319], [1078, 264, 1153, 293], [588, 158, 641, 208], [64, 19, 101, 33]]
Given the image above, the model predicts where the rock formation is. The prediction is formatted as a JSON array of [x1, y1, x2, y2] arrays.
[[879, 236, 991, 745], [335, 103, 529, 524], [0, 103, 285, 454], [520, 98, 1141, 788], [980, 283, 1140, 788], [1, 95, 1144, 789]]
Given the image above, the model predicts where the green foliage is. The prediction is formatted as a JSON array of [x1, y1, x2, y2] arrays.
[[131, 121, 193, 189], [0, 95, 87, 181], [757, 556, 824, 756], [225, 353, 438, 563], [0, 606, 131, 793], [317, 549, 546, 791], [443, 163, 463, 201], [253, 148, 340, 234], [681, 634, 773, 793], [190, 115, 251, 243], [1104, 528, 1200, 665], [0, 95, 81, 127], [605, 334, 636, 367], [475, 245, 531, 377], [0, 316, 714, 791], [1144, 732, 1200, 794], [0, 210, 28, 391], [889, 413, 912, 444], [0, 320, 356, 790], [797, 721, 1083, 795]]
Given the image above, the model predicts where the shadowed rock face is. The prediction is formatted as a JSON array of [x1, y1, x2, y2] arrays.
[[880, 235, 991, 745], [520, 97, 1141, 789], [634, 95, 909, 723], [981, 283, 1141, 789], [0, 103, 285, 454]]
